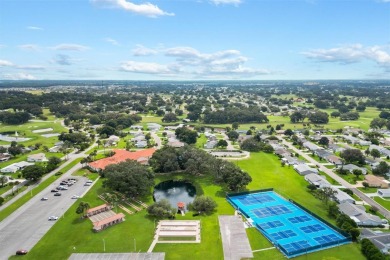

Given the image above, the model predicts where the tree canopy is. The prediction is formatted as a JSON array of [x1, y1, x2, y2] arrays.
[[190, 196, 217, 214], [22, 165, 45, 181], [103, 160, 155, 198]]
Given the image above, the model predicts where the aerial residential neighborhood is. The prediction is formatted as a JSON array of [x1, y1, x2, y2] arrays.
[[1, 0, 389, 259], [0, 80, 389, 260]]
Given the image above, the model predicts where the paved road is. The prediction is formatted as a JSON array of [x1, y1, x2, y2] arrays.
[[221, 132, 236, 150], [0, 163, 91, 259], [151, 132, 162, 149], [279, 138, 390, 219]]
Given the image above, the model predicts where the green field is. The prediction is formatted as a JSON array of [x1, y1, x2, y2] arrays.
[[19, 153, 365, 260]]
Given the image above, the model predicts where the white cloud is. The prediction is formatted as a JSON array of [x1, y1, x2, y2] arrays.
[[0, 60, 14, 67], [90, 0, 174, 17], [121, 61, 172, 74], [19, 44, 40, 51], [210, 0, 242, 5], [51, 43, 89, 51], [302, 44, 390, 70], [26, 26, 43, 30], [2, 73, 36, 80], [132, 44, 159, 56], [122, 46, 272, 78], [17, 65, 45, 70], [105, 38, 119, 46]]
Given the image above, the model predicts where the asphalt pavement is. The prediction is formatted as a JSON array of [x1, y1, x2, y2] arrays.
[[0, 173, 92, 259]]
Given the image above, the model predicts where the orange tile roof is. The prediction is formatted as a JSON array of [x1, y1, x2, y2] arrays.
[[88, 148, 156, 170], [87, 204, 109, 213], [93, 213, 125, 228]]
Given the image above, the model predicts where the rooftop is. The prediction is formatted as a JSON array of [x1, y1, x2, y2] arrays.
[[89, 148, 156, 170]]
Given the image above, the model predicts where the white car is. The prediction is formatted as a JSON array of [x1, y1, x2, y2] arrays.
[[41, 197, 48, 201], [48, 216, 58, 221], [71, 195, 80, 199]]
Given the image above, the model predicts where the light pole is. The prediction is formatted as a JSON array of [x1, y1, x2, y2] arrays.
[[103, 238, 105, 252]]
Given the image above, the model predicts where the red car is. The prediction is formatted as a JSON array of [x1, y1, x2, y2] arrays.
[[16, 249, 28, 255]]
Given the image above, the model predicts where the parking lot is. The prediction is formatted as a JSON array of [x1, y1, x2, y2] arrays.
[[0, 175, 94, 260]]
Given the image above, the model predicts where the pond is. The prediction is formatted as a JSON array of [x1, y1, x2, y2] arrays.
[[153, 180, 196, 211]]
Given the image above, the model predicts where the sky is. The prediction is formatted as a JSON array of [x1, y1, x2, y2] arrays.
[[0, 0, 389, 80]]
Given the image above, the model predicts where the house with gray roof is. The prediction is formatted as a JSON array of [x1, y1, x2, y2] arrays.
[[342, 164, 368, 175], [0, 161, 34, 173], [370, 145, 390, 157], [332, 188, 356, 204], [338, 202, 383, 227], [303, 141, 321, 152], [315, 149, 332, 159], [328, 144, 345, 153], [378, 189, 390, 198], [304, 173, 331, 188], [360, 229, 390, 254], [204, 140, 218, 149], [293, 164, 319, 176]]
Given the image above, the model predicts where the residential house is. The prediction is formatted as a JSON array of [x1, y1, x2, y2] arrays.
[[360, 229, 390, 254], [342, 164, 368, 175], [166, 140, 185, 148], [338, 202, 384, 227], [315, 149, 332, 160], [303, 141, 321, 152], [204, 140, 218, 149], [147, 123, 162, 132], [130, 125, 143, 130], [0, 153, 11, 162], [237, 135, 252, 144], [135, 141, 147, 148], [27, 153, 48, 162], [0, 161, 34, 173], [274, 148, 290, 157], [293, 164, 319, 176], [326, 155, 343, 166], [377, 189, 390, 198], [284, 156, 305, 166], [342, 135, 360, 144], [304, 173, 331, 188], [333, 188, 356, 204], [370, 145, 390, 158], [328, 144, 345, 153], [364, 175, 389, 188]]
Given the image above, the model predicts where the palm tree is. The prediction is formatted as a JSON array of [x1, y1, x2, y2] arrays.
[[105, 193, 120, 213], [76, 202, 90, 218]]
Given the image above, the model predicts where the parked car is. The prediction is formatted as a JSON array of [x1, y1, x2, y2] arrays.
[[51, 189, 58, 193], [84, 183, 91, 186], [54, 193, 61, 196], [71, 195, 80, 199], [48, 216, 58, 221], [16, 250, 28, 255], [41, 197, 48, 201]]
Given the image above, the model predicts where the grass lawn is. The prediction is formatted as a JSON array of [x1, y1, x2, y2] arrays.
[[21, 153, 365, 260], [337, 173, 363, 185], [195, 134, 207, 149], [357, 187, 378, 194], [374, 197, 390, 211]]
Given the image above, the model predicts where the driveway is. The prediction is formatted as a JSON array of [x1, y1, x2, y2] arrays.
[[279, 138, 390, 219]]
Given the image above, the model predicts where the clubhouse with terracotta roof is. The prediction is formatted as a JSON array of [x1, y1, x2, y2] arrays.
[[88, 148, 156, 171]]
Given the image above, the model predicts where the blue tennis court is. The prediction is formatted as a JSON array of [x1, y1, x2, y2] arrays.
[[227, 191, 351, 258]]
